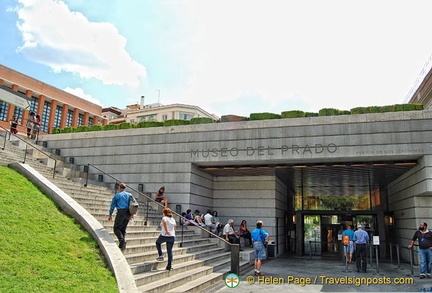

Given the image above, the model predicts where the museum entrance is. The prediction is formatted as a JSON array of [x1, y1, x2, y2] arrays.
[[303, 212, 377, 257]]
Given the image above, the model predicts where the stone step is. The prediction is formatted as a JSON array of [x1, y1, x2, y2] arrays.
[[136, 265, 215, 293], [0, 138, 241, 292], [125, 249, 195, 266], [164, 272, 224, 293], [132, 259, 206, 282]]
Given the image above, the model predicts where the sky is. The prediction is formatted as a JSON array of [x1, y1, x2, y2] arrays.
[[1, 0, 432, 118]]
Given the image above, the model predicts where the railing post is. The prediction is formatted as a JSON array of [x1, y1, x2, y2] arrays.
[[52, 159, 56, 178], [390, 243, 393, 264], [180, 221, 184, 248], [84, 163, 90, 187], [230, 244, 240, 275], [309, 241, 312, 260], [410, 247, 414, 276], [23, 144, 28, 164], [375, 245, 380, 274], [396, 244, 401, 269], [2, 132, 6, 150]]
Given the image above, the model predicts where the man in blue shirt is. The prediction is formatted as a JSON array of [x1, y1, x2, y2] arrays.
[[251, 220, 270, 276], [353, 224, 370, 273], [342, 225, 355, 263], [108, 182, 133, 250]]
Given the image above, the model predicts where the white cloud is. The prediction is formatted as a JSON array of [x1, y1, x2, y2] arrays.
[[63, 87, 102, 106], [165, 0, 432, 116], [16, 0, 146, 87]]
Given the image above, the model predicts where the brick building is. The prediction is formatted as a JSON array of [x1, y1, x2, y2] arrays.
[[0, 64, 107, 135]]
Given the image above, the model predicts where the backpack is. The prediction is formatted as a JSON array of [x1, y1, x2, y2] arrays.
[[129, 196, 139, 215]]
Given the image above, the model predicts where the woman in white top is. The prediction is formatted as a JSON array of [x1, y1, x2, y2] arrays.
[[155, 208, 177, 270]]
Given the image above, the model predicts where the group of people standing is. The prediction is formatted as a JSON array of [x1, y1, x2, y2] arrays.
[[342, 224, 370, 273], [108, 184, 271, 275], [8, 111, 41, 140]]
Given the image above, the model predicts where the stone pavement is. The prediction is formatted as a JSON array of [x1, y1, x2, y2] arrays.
[[216, 254, 431, 293]]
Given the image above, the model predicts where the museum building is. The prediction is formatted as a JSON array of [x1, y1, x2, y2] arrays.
[[0, 64, 107, 135]]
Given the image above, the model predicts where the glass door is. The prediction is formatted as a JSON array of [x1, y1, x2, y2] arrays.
[[304, 215, 321, 255]]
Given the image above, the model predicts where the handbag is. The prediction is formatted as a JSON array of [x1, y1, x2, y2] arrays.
[[129, 196, 139, 215]]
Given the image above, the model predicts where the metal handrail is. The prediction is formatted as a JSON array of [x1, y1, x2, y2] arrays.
[[0, 125, 57, 178], [84, 162, 240, 274]]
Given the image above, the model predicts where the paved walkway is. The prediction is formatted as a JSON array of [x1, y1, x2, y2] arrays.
[[216, 254, 430, 292]]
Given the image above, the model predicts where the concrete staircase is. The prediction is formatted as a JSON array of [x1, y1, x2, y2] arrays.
[[0, 133, 253, 292]]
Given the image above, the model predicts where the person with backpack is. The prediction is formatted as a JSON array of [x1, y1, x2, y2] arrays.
[[251, 220, 270, 276]]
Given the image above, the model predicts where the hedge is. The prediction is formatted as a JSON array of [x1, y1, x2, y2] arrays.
[[305, 112, 319, 117], [75, 125, 89, 132], [249, 112, 281, 120], [190, 117, 214, 124], [136, 121, 163, 128], [281, 110, 305, 119], [119, 122, 134, 129], [51, 127, 61, 134], [163, 119, 190, 126], [62, 127, 74, 133], [351, 103, 423, 114], [103, 124, 119, 131], [88, 125, 104, 132]]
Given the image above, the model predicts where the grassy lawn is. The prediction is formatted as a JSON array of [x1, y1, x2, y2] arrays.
[[0, 165, 118, 293]]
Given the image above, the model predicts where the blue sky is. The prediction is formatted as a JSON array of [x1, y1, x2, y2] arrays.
[[1, 0, 432, 117]]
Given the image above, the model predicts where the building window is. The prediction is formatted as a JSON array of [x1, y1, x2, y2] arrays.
[[13, 107, 24, 122], [53, 105, 63, 128], [66, 110, 73, 127], [0, 101, 8, 121], [78, 113, 84, 126], [41, 101, 51, 133], [162, 114, 168, 121], [179, 113, 193, 120], [88, 117, 93, 126], [30, 97, 38, 114]]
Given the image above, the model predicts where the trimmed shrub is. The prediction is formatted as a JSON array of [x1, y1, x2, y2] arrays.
[[190, 117, 214, 124], [163, 119, 190, 126], [249, 112, 281, 120], [103, 124, 119, 131], [136, 121, 164, 128], [340, 110, 351, 115], [367, 106, 380, 113], [51, 127, 61, 134], [319, 108, 342, 116], [305, 112, 319, 117], [220, 115, 248, 122], [75, 125, 89, 132], [351, 107, 368, 114], [88, 125, 103, 132], [62, 127, 74, 133], [281, 110, 305, 119], [379, 105, 395, 113], [119, 122, 134, 129]]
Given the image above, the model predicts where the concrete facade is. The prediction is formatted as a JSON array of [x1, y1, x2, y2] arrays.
[[37, 109, 432, 259]]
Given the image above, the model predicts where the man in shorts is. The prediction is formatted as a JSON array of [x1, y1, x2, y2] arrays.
[[251, 220, 270, 276]]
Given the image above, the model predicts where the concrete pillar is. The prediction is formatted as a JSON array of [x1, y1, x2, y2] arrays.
[[48, 99, 57, 133], [83, 112, 89, 126], [72, 108, 79, 127]]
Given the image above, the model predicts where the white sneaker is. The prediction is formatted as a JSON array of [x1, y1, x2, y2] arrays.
[[156, 255, 164, 261]]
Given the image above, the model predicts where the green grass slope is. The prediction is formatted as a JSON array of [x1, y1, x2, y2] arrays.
[[0, 165, 118, 293]]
